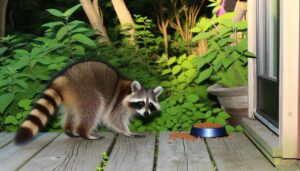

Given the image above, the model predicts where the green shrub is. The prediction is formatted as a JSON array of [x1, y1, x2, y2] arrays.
[[0, 4, 97, 131], [191, 13, 255, 87]]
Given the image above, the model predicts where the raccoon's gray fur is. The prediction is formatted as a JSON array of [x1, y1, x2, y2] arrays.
[[15, 60, 162, 144]]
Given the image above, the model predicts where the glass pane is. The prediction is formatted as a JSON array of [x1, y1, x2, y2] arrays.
[[257, 0, 266, 76], [257, 0, 279, 80], [266, 0, 279, 79]]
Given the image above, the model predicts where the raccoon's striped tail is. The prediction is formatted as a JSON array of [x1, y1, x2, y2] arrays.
[[15, 88, 62, 144]]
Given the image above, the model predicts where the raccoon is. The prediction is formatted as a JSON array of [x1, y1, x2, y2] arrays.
[[15, 59, 162, 144]]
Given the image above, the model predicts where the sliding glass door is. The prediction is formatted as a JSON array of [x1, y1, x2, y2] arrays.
[[256, 0, 279, 133]]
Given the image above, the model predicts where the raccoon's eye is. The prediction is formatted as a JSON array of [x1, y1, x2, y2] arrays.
[[149, 103, 157, 111], [129, 101, 145, 109], [138, 101, 145, 106]]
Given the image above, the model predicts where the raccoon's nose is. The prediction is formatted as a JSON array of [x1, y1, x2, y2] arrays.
[[144, 111, 150, 117]]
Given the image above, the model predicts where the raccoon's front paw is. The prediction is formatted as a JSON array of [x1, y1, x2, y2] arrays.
[[82, 135, 105, 140], [65, 131, 80, 138], [87, 133, 105, 140]]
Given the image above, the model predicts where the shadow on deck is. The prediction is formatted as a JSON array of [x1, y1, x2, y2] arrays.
[[0, 132, 276, 171]]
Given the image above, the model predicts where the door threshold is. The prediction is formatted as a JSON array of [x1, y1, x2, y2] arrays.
[[241, 118, 282, 165]]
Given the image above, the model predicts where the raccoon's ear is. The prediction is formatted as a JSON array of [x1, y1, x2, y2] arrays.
[[153, 86, 163, 97], [131, 80, 142, 92]]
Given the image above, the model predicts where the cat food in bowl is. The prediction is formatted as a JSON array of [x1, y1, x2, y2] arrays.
[[190, 122, 227, 138]]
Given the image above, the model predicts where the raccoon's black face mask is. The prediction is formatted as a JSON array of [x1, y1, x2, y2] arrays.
[[128, 81, 163, 117]]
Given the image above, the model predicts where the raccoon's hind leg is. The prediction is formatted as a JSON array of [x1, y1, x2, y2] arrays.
[[76, 107, 104, 140], [64, 111, 79, 137]]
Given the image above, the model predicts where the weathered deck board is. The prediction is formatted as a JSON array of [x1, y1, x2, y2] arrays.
[[206, 133, 276, 171], [0, 133, 15, 148], [0, 133, 59, 171], [156, 132, 214, 171], [105, 133, 156, 171], [20, 132, 115, 171]]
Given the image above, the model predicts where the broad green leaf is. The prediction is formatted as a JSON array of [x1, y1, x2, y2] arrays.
[[186, 94, 199, 103], [194, 68, 213, 83], [168, 108, 178, 115], [217, 111, 230, 120], [222, 57, 235, 69], [225, 125, 235, 133], [214, 117, 226, 125], [207, 2, 217, 7], [167, 57, 177, 65], [182, 122, 191, 128], [68, 20, 85, 26], [193, 57, 206, 70], [73, 45, 85, 55], [182, 61, 193, 69], [56, 26, 68, 41], [172, 65, 182, 75], [70, 27, 90, 34], [18, 99, 32, 109], [6, 125, 17, 131], [190, 27, 201, 33], [206, 116, 215, 123], [48, 63, 60, 70], [4, 116, 18, 125], [204, 111, 212, 119], [0, 93, 14, 113], [237, 20, 247, 30], [177, 74, 186, 83], [192, 32, 213, 42], [244, 51, 256, 57], [16, 112, 23, 119], [195, 103, 205, 108], [133, 120, 143, 127], [161, 69, 171, 75], [47, 9, 64, 17], [0, 79, 10, 88], [236, 125, 244, 132], [160, 81, 171, 87], [212, 108, 222, 113], [155, 118, 164, 125], [15, 80, 28, 89], [42, 21, 64, 28], [177, 54, 187, 64], [184, 69, 197, 78], [191, 111, 205, 120], [0, 47, 8, 55], [200, 107, 208, 112], [63, 4, 81, 17], [182, 102, 194, 110], [177, 83, 186, 90], [72, 33, 97, 47]]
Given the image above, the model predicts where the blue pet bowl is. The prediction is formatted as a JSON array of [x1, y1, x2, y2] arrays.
[[190, 125, 227, 138]]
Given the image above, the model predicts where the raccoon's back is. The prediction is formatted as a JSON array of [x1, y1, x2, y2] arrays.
[[59, 60, 120, 100]]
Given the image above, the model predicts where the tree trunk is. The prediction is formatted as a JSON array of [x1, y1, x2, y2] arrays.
[[232, 1, 247, 22], [111, 0, 135, 44], [231, 0, 247, 46], [0, 0, 9, 38], [80, 0, 111, 44]]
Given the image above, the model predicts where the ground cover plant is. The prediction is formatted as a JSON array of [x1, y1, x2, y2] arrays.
[[0, 2, 244, 134]]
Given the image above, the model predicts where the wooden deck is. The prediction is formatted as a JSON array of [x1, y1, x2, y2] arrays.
[[0, 132, 276, 171]]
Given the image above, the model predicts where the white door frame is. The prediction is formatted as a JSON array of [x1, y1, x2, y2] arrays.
[[248, 0, 300, 158]]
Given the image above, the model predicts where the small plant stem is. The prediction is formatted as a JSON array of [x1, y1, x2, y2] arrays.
[[10, 74, 14, 93], [166, 61, 176, 94], [65, 18, 74, 58]]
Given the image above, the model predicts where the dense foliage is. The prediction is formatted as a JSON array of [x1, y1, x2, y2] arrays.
[[0, 3, 246, 133], [191, 13, 255, 87]]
